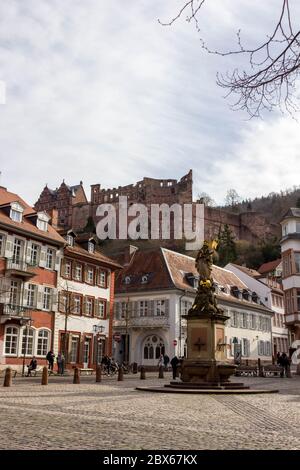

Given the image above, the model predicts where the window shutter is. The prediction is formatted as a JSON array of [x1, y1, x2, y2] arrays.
[[165, 299, 169, 317], [52, 288, 58, 311], [55, 253, 61, 272], [37, 286, 44, 310], [83, 297, 87, 315], [149, 300, 154, 316], [23, 285, 29, 307], [230, 338, 233, 356], [4, 234, 14, 259], [106, 300, 110, 319], [26, 241, 32, 263], [247, 339, 250, 357], [40, 246, 47, 268]]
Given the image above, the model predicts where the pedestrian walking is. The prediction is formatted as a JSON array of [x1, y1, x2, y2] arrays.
[[57, 352, 65, 375], [163, 354, 170, 371], [170, 355, 179, 380], [46, 350, 55, 371], [158, 354, 164, 368]]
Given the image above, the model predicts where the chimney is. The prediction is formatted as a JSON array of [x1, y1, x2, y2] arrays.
[[49, 208, 59, 229]]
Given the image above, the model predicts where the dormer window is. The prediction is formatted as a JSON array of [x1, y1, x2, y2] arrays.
[[67, 235, 74, 246], [10, 202, 24, 223], [88, 241, 95, 253], [141, 274, 149, 284], [36, 212, 50, 232], [124, 275, 131, 285]]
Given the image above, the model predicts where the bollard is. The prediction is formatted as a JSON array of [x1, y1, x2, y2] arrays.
[[73, 367, 80, 384], [132, 362, 138, 374], [96, 365, 102, 383], [118, 366, 124, 382], [287, 365, 292, 378], [3, 367, 12, 387], [158, 365, 164, 379], [41, 366, 48, 385], [140, 366, 146, 380]]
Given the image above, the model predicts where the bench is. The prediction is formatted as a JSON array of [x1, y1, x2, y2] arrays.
[[235, 366, 258, 377], [0, 368, 18, 378], [79, 368, 94, 376], [27, 366, 44, 377], [263, 365, 283, 377]]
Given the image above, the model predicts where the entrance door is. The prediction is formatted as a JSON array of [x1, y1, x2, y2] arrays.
[[83, 338, 91, 368]]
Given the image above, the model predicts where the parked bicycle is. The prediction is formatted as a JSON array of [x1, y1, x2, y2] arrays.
[[101, 359, 119, 376]]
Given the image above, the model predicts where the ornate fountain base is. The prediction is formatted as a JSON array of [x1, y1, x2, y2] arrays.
[[166, 359, 249, 390]]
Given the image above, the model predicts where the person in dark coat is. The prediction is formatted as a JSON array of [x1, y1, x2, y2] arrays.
[[278, 352, 291, 377], [163, 354, 170, 371], [170, 356, 179, 380], [46, 350, 55, 371], [27, 357, 37, 376]]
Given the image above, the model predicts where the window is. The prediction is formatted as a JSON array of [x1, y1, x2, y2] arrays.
[[27, 284, 36, 307], [73, 295, 81, 314], [5, 327, 18, 355], [232, 311, 238, 327], [242, 338, 250, 357], [156, 300, 165, 316], [67, 235, 74, 246], [9, 280, 20, 305], [21, 328, 34, 355], [43, 287, 52, 310], [64, 260, 72, 279], [13, 239, 23, 263], [46, 248, 54, 269], [70, 337, 79, 363], [250, 314, 256, 329], [60, 293, 68, 313], [85, 297, 94, 316], [98, 270, 107, 287], [242, 313, 248, 328], [30, 244, 40, 266], [74, 264, 82, 281], [37, 219, 48, 231], [97, 300, 106, 318], [88, 242, 95, 253], [139, 301, 148, 317], [295, 253, 300, 273], [37, 329, 49, 356], [86, 266, 94, 284], [181, 300, 192, 316], [297, 222, 300, 233], [10, 209, 22, 222], [0, 233, 5, 255]]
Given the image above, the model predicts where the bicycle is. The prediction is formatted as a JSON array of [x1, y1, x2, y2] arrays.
[[102, 361, 119, 376]]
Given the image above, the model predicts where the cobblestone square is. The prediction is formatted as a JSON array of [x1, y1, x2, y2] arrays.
[[1, 373, 300, 450]]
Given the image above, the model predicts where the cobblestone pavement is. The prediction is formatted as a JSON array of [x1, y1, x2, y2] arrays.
[[0, 373, 300, 450]]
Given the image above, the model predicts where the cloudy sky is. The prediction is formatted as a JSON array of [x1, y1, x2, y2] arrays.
[[0, 0, 300, 206]]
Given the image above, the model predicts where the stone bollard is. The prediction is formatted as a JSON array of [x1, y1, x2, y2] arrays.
[[132, 362, 138, 374], [287, 365, 292, 378], [96, 365, 102, 383], [41, 366, 48, 385], [3, 367, 12, 387], [118, 366, 124, 382], [140, 366, 146, 380], [73, 367, 80, 384], [158, 366, 164, 379]]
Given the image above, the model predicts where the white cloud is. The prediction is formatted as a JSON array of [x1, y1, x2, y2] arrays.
[[0, 0, 299, 207]]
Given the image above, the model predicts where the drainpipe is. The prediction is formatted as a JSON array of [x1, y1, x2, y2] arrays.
[[179, 291, 187, 358]]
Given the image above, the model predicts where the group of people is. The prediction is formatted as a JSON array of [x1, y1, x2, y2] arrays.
[[26, 350, 65, 376], [158, 354, 182, 379], [276, 352, 291, 377]]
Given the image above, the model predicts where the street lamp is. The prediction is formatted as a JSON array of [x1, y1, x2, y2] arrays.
[[21, 317, 33, 377], [93, 324, 105, 365]]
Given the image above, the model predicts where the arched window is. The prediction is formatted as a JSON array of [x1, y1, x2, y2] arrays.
[[37, 329, 50, 357], [143, 336, 165, 361], [21, 328, 34, 355], [5, 326, 19, 355]]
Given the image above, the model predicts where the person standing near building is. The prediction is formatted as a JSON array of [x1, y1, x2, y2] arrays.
[[163, 354, 170, 371], [46, 350, 55, 371], [170, 356, 179, 380]]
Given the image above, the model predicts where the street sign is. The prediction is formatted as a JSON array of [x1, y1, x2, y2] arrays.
[[173, 340, 177, 346], [113, 333, 122, 342]]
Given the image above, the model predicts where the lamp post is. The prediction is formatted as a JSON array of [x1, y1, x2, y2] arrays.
[[21, 317, 33, 377], [93, 324, 105, 365]]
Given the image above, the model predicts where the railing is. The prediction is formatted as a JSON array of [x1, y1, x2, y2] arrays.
[[114, 315, 170, 328], [6, 258, 29, 272], [0, 303, 31, 317]]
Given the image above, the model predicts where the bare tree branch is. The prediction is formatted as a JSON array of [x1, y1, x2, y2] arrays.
[[159, 0, 300, 117]]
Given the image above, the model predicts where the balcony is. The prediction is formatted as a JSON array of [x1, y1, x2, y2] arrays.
[[6, 259, 36, 279], [114, 315, 170, 329], [0, 303, 32, 324]]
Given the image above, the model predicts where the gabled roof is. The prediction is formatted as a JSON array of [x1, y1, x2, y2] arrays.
[[281, 207, 300, 221], [0, 187, 65, 245], [227, 263, 261, 279], [258, 259, 282, 275], [65, 244, 123, 270]]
